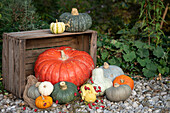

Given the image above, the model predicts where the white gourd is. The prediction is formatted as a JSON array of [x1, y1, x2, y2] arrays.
[[92, 68, 112, 96], [38, 81, 54, 96], [50, 19, 65, 34]]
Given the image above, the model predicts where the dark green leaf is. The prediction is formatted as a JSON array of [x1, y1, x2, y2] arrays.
[[137, 48, 149, 58], [153, 46, 164, 58], [123, 51, 136, 62], [142, 68, 155, 77], [146, 63, 157, 71], [134, 40, 144, 48], [108, 58, 116, 65], [97, 41, 102, 47], [101, 51, 109, 60]]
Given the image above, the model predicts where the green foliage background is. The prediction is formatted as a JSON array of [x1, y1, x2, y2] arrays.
[[0, 0, 169, 81]]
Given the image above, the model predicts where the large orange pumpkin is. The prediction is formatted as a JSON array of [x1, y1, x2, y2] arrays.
[[113, 75, 134, 90], [34, 47, 94, 86]]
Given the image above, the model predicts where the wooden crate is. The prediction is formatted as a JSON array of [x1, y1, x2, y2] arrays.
[[2, 29, 97, 98]]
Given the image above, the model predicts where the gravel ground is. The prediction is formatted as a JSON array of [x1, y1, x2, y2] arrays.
[[0, 77, 169, 113]]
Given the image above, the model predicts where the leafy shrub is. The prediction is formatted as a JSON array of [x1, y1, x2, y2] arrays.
[[97, 33, 169, 78]]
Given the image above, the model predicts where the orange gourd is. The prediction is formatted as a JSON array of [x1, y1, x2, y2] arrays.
[[113, 75, 134, 90], [35, 96, 53, 109]]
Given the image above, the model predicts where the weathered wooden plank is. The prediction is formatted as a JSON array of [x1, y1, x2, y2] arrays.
[[2, 34, 8, 90], [26, 70, 34, 76], [17, 30, 95, 39], [19, 39, 26, 98], [26, 36, 77, 49], [83, 34, 90, 53], [8, 37, 14, 92], [76, 35, 84, 51], [14, 39, 20, 96], [26, 48, 47, 58], [90, 31, 97, 66], [25, 63, 34, 71]]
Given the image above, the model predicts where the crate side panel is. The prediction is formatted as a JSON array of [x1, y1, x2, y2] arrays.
[[83, 34, 90, 53], [19, 40, 26, 98], [2, 34, 9, 90], [26, 36, 77, 49], [8, 38, 15, 93], [90, 31, 97, 66], [14, 39, 20, 96]]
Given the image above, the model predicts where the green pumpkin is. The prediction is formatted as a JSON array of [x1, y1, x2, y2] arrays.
[[59, 8, 92, 32], [51, 81, 79, 104]]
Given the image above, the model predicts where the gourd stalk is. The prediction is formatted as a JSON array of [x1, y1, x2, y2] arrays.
[[60, 81, 67, 90]]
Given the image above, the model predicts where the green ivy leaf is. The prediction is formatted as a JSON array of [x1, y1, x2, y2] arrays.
[[114, 42, 123, 48], [146, 63, 157, 72], [97, 41, 102, 47], [108, 58, 116, 65], [123, 45, 129, 53], [137, 57, 146, 67], [153, 46, 164, 58], [123, 51, 136, 62], [142, 68, 155, 77], [0, 14, 2, 19], [117, 29, 126, 34], [101, 51, 109, 60], [134, 40, 144, 48], [137, 48, 149, 58], [157, 66, 166, 74]]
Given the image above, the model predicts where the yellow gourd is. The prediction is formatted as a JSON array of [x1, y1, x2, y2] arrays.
[[50, 19, 65, 34], [80, 84, 97, 103]]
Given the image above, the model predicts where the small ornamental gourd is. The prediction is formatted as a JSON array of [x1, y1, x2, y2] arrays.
[[35, 96, 53, 109], [27, 82, 41, 99], [113, 75, 134, 90], [50, 19, 66, 34], [99, 62, 124, 81], [51, 81, 79, 104], [38, 81, 54, 96], [91, 68, 112, 96], [34, 46, 94, 86], [80, 84, 97, 103], [106, 83, 132, 102], [59, 8, 92, 32]]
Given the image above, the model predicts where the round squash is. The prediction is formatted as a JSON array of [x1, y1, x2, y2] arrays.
[[34, 46, 94, 86], [27, 83, 41, 100], [106, 84, 132, 102], [51, 81, 79, 104], [35, 96, 53, 109], [99, 62, 124, 82], [91, 68, 112, 96], [38, 81, 54, 96], [59, 8, 92, 32], [113, 75, 134, 90], [50, 19, 65, 34], [80, 84, 97, 103]]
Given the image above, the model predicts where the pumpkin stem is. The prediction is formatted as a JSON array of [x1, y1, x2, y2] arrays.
[[35, 82, 41, 87], [71, 8, 79, 15], [114, 83, 120, 88], [103, 62, 109, 69], [60, 50, 68, 60], [41, 95, 45, 100], [120, 79, 124, 83], [60, 81, 67, 90], [56, 19, 58, 23]]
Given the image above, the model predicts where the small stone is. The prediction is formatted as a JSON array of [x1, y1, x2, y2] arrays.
[[132, 90, 137, 96], [145, 93, 151, 97], [52, 103, 57, 107], [152, 96, 159, 102], [132, 102, 138, 108], [153, 109, 161, 113], [1, 109, 5, 112], [148, 108, 152, 112], [161, 92, 167, 96]]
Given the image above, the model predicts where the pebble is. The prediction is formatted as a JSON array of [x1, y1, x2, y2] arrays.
[[0, 78, 169, 112]]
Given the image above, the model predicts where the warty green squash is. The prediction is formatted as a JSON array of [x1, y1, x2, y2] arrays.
[[59, 8, 92, 32]]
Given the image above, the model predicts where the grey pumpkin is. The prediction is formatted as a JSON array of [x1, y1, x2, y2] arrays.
[[59, 8, 92, 32], [27, 83, 41, 100], [99, 62, 124, 82], [106, 83, 132, 102]]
